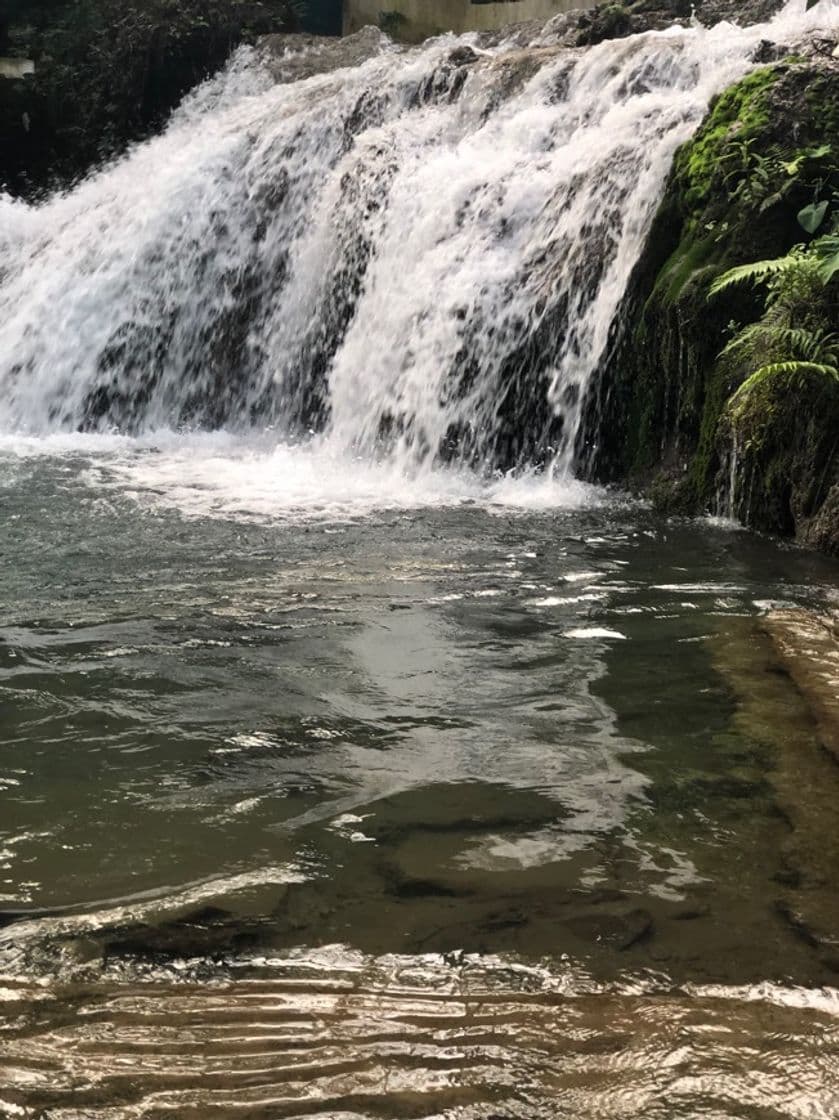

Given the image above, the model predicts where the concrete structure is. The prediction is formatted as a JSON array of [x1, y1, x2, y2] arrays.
[[343, 0, 594, 42]]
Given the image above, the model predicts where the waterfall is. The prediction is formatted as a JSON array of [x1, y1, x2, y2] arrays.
[[0, 2, 832, 481]]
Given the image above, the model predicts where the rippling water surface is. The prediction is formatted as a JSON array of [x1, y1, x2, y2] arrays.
[[1, 437, 839, 1117]]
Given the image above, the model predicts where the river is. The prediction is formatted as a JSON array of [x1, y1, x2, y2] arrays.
[[2, 0, 839, 1113], [1, 435, 838, 1116]]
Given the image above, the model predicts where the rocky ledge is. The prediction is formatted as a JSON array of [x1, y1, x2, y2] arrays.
[[582, 35, 839, 554]]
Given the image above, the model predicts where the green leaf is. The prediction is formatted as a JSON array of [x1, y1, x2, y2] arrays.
[[782, 154, 805, 176], [807, 143, 832, 160], [785, 145, 833, 175], [707, 255, 801, 298], [819, 249, 839, 284], [814, 234, 839, 283], [730, 360, 839, 404], [798, 200, 829, 235]]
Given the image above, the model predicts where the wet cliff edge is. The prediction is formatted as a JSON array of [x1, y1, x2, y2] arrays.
[[579, 12, 839, 555]]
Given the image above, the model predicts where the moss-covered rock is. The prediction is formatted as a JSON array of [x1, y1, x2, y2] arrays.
[[719, 367, 839, 550], [583, 53, 839, 553]]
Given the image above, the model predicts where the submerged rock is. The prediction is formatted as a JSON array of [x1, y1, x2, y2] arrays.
[[710, 614, 839, 971]]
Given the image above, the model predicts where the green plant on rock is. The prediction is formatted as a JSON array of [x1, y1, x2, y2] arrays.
[[675, 65, 780, 209], [725, 143, 832, 221], [709, 235, 839, 412]]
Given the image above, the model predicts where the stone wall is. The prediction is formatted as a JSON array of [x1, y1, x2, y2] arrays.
[[343, 0, 597, 42]]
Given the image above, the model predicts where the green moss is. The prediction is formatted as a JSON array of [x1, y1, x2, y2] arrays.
[[720, 368, 839, 539], [587, 57, 839, 549], [688, 356, 735, 497], [805, 75, 839, 143], [652, 235, 718, 304], [649, 472, 698, 516], [674, 65, 780, 209]]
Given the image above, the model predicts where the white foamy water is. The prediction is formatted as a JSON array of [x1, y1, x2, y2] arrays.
[[0, 0, 836, 496], [0, 431, 601, 521]]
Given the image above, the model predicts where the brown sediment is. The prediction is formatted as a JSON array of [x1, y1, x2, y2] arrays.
[[761, 609, 839, 767], [709, 613, 839, 968]]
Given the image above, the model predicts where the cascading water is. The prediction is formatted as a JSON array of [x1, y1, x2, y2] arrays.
[[5, 9, 839, 1117], [0, 0, 833, 487]]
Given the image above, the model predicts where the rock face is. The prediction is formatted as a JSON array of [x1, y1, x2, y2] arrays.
[[582, 46, 839, 553], [0, 0, 299, 197]]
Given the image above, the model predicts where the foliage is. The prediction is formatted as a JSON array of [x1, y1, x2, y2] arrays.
[[710, 233, 839, 413], [722, 143, 832, 219], [1, 0, 301, 195], [674, 66, 779, 209], [586, 54, 839, 546]]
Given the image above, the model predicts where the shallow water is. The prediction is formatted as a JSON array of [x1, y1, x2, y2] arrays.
[[1, 438, 839, 1117]]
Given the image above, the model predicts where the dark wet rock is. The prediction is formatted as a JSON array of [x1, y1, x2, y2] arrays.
[[0, 0, 300, 197], [751, 38, 789, 64], [562, 907, 654, 950], [483, 906, 530, 932], [762, 610, 839, 766], [259, 26, 389, 83], [671, 905, 710, 921], [775, 900, 824, 950], [448, 45, 480, 66], [0, 905, 61, 930], [772, 866, 803, 888], [387, 876, 474, 899], [580, 887, 630, 905], [101, 905, 274, 961], [710, 617, 839, 979], [533, 0, 786, 50]]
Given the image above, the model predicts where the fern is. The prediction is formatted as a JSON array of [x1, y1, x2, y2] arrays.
[[782, 327, 839, 365], [814, 233, 839, 284], [707, 254, 805, 298], [730, 361, 839, 406], [720, 321, 768, 357], [720, 316, 838, 363]]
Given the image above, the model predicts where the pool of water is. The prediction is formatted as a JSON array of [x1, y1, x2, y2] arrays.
[[1, 435, 839, 1117]]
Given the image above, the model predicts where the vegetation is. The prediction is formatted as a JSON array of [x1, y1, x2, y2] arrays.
[[0, 0, 302, 195], [710, 235, 839, 411], [587, 57, 839, 551]]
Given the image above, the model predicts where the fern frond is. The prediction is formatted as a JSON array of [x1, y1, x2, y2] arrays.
[[720, 321, 768, 357], [814, 234, 839, 284], [708, 255, 803, 298], [778, 327, 839, 364], [730, 360, 839, 404]]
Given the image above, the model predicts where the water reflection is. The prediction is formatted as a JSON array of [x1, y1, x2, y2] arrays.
[[1, 949, 838, 1119], [2, 449, 839, 1115]]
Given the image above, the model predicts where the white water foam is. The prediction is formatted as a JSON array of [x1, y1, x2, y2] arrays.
[[0, 431, 602, 521]]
